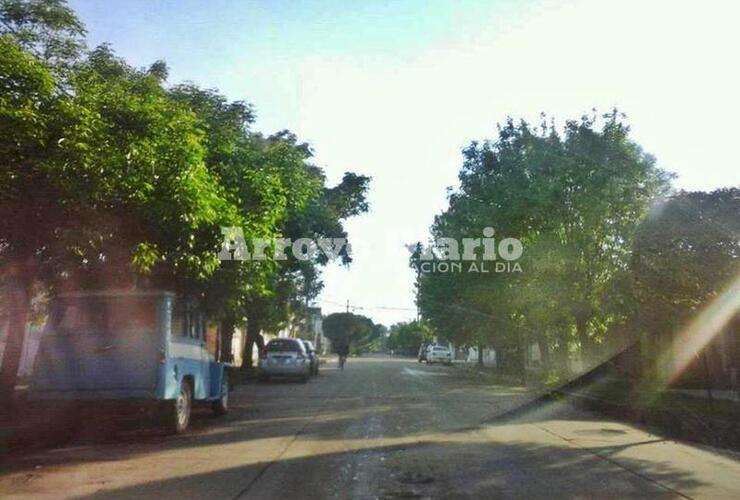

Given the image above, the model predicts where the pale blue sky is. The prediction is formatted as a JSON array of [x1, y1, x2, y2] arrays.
[[70, 0, 740, 325]]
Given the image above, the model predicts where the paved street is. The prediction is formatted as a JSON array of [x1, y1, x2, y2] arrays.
[[1, 356, 739, 499]]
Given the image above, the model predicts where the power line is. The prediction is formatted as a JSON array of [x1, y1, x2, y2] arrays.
[[316, 298, 413, 312]]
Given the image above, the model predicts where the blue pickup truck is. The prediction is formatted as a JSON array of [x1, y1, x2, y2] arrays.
[[29, 290, 230, 433]]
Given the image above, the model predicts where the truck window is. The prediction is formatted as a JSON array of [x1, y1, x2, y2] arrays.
[[53, 298, 158, 334], [206, 322, 219, 357], [171, 302, 188, 338], [171, 301, 202, 340], [188, 312, 202, 339]]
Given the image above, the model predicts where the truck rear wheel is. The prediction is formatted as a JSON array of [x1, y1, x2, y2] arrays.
[[212, 372, 229, 416], [165, 380, 192, 434]]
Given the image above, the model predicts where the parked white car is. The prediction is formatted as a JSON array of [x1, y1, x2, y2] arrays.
[[426, 345, 453, 365], [258, 338, 311, 382]]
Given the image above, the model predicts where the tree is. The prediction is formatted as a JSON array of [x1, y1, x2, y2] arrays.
[[416, 112, 672, 377], [167, 84, 291, 361], [322, 312, 377, 355], [0, 22, 75, 400], [0, 0, 371, 397], [387, 320, 433, 355], [1, 3, 83, 401], [0, 0, 85, 70], [167, 86, 371, 368], [0, 25, 235, 401], [236, 149, 370, 364], [628, 188, 740, 385]]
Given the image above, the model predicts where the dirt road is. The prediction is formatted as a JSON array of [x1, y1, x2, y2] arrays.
[[2, 356, 739, 499]]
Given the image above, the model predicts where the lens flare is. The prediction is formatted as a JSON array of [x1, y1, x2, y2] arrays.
[[660, 271, 740, 387]]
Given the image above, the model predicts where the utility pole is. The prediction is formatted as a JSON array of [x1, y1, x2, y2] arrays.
[[346, 299, 350, 313]]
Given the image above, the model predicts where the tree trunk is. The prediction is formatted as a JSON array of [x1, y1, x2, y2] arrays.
[[0, 271, 32, 407], [513, 343, 526, 382], [702, 350, 714, 401], [219, 316, 235, 363], [243, 318, 263, 369], [576, 316, 591, 367], [555, 335, 571, 379], [494, 344, 504, 371], [537, 334, 551, 370], [477, 343, 484, 367]]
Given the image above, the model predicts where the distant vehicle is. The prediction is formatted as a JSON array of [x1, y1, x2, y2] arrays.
[[418, 342, 431, 362], [258, 338, 311, 382], [302, 340, 320, 376], [426, 345, 453, 365], [29, 290, 230, 434]]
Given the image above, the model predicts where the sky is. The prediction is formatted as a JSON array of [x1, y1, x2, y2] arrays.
[[69, 0, 740, 325]]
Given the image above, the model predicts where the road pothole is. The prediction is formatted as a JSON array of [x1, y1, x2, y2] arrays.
[[399, 472, 435, 485]]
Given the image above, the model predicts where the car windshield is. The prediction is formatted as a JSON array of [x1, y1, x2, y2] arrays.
[[2, 1, 739, 498]]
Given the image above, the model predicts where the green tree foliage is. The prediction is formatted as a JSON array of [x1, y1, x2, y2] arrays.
[[167, 84, 370, 364], [631, 189, 739, 317], [627, 188, 740, 380], [416, 112, 672, 376], [386, 320, 433, 355], [0, 0, 370, 396], [0, 0, 85, 69], [0, 38, 234, 399], [322, 312, 381, 355]]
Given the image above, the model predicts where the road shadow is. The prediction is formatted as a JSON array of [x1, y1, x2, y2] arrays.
[[67, 438, 707, 499], [4, 356, 735, 485], [1, 360, 536, 471]]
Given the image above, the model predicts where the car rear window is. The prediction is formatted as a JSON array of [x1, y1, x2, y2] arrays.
[[266, 339, 302, 352]]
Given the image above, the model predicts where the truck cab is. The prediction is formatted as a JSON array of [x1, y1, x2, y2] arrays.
[[29, 290, 230, 433]]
